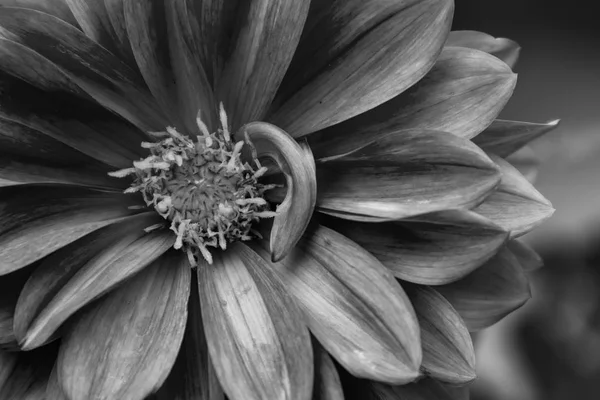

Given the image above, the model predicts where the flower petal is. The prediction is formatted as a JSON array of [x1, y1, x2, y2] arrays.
[[316, 130, 501, 221], [506, 145, 540, 183], [309, 46, 516, 151], [446, 30, 521, 68], [0, 345, 56, 399], [405, 285, 475, 384], [0, 116, 124, 188], [437, 246, 531, 331], [254, 224, 421, 384], [474, 155, 554, 237], [507, 239, 544, 272], [153, 269, 224, 400], [124, 0, 182, 127], [0, 0, 78, 26], [58, 251, 190, 400], [242, 122, 316, 261], [313, 339, 344, 400], [0, 266, 33, 350], [369, 378, 469, 400], [165, 0, 216, 132], [198, 243, 313, 400], [473, 119, 560, 158], [0, 185, 139, 276], [14, 213, 174, 349], [0, 70, 147, 169], [329, 210, 507, 285], [45, 366, 69, 400], [213, 0, 310, 128], [269, 0, 454, 137], [0, 7, 168, 130]]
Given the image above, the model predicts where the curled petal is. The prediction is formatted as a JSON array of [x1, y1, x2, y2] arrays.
[[507, 239, 544, 272], [241, 122, 316, 261], [473, 119, 560, 158], [316, 130, 501, 221], [270, 0, 454, 137], [198, 243, 313, 400], [309, 46, 516, 153], [58, 251, 190, 400], [14, 213, 174, 349], [447, 30, 521, 69], [405, 285, 476, 384], [437, 246, 531, 331], [474, 155, 554, 237], [329, 210, 507, 285], [0, 185, 138, 275], [254, 225, 422, 384]]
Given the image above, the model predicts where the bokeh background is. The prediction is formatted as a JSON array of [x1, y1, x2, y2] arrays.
[[454, 1, 600, 399]]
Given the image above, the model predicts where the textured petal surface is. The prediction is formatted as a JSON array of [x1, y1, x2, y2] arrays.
[[198, 243, 313, 400], [0, 185, 138, 276], [0, 0, 78, 25], [0, 266, 32, 350], [14, 213, 173, 349], [316, 130, 501, 221], [255, 225, 422, 384], [216, 0, 310, 128], [447, 30, 521, 68], [329, 211, 506, 285], [242, 122, 316, 261], [369, 378, 469, 400], [0, 52, 147, 168], [58, 251, 190, 400], [312, 340, 344, 400], [310, 46, 516, 151], [405, 285, 475, 383], [153, 270, 224, 400], [473, 119, 560, 158], [165, 0, 216, 132], [0, 7, 167, 130], [0, 345, 56, 399], [269, 0, 454, 137], [474, 155, 554, 237], [437, 246, 531, 331]]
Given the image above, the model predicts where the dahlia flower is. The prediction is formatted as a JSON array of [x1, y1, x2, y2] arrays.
[[0, 1, 556, 399]]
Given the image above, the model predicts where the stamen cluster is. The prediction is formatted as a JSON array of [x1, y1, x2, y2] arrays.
[[110, 108, 276, 265]]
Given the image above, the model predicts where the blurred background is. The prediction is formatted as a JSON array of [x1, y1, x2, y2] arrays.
[[453, 1, 600, 399]]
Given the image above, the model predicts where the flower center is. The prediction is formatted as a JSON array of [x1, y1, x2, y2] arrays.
[[109, 107, 276, 265]]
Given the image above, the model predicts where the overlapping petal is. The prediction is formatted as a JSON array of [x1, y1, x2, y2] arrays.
[[405, 285, 475, 383], [316, 130, 501, 221], [446, 30, 521, 69], [310, 46, 516, 153], [0, 345, 56, 399], [0, 266, 32, 350], [242, 122, 317, 261], [0, 0, 78, 26], [507, 239, 544, 272], [255, 225, 422, 384], [328, 211, 507, 285], [473, 119, 560, 158], [269, 0, 454, 137], [215, 0, 311, 129], [0, 185, 139, 275], [198, 243, 313, 400], [0, 7, 167, 130], [313, 340, 345, 400], [506, 145, 540, 183], [474, 155, 554, 237], [152, 272, 224, 400], [14, 213, 174, 349], [58, 251, 190, 400], [437, 246, 531, 331]]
